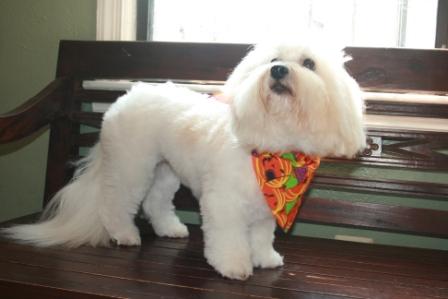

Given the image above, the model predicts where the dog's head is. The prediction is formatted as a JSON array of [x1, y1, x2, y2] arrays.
[[223, 41, 366, 158]]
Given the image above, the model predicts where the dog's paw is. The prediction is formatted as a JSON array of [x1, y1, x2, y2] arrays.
[[154, 221, 189, 238], [151, 216, 189, 238], [207, 253, 253, 280], [110, 228, 141, 246], [252, 249, 284, 269], [215, 260, 253, 280]]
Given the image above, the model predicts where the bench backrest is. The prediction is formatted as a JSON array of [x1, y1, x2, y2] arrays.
[[46, 41, 448, 241]]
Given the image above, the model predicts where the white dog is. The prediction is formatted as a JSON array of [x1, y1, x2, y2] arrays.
[[4, 41, 365, 280]]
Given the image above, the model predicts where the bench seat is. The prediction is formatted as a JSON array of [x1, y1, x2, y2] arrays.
[[1, 214, 447, 299]]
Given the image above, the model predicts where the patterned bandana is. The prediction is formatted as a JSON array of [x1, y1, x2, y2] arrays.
[[251, 151, 320, 232]]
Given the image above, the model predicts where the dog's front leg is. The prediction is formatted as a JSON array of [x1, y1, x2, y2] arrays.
[[200, 192, 253, 280], [249, 217, 284, 269]]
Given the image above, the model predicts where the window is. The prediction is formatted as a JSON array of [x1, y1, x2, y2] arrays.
[[137, 0, 444, 48]]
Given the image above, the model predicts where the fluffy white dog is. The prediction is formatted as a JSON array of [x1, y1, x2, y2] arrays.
[[4, 41, 365, 280]]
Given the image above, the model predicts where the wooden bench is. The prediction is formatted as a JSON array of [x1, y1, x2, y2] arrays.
[[1, 41, 447, 299]]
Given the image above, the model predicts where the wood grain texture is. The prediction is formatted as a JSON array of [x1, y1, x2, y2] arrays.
[[43, 80, 79, 205], [0, 77, 71, 143], [365, 99, 448, 118], [331, 128, 448, 170], [76, 88, 448, 119], [344, 47, 448, 93], [1, 41, 448, 298], [313, 174, 448, 200], [56, 41, 448, 92], [172, 187, 448, 237], [298, 197, 448, 238], [0, 217, 447, 299]]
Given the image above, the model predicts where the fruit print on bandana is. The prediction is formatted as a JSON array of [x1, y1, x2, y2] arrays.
[[251, 151, 320, 232]]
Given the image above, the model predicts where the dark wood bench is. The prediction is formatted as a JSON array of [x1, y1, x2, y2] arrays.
[[1, 41, 447, 299]]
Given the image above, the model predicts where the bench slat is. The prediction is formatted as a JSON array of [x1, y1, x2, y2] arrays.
[[74, 130, 448, 171], [1, 220, 447, 299], [75, 89, 125, 103], [344, 47, 448, 93], [57, 41, 246, 83], [70, 112, 102, 129], [173, 188, 448, 237], [313, 175, 448, 200], [366, 100, 448, 118], [0, 235, 359, 299], [76, 132, 99, 148], [56, 41, 448, 93], [299, 197, 448, 238], [75, 87, 448, 120]]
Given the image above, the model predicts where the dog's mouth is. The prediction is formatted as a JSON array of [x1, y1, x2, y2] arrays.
[[270, 81, 292, 95]]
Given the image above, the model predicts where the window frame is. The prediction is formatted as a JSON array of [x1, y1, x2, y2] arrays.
[[436, 0, 448, 48], [136, 0, 447, 48], [96, 0, 137, 41]]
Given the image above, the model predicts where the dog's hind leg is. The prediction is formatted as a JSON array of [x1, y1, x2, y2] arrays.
[[142, 162, 189, 238], [97, 143, 158, 247]]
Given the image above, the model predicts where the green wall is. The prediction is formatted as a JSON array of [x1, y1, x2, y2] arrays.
[[0, 0, 96, 222]]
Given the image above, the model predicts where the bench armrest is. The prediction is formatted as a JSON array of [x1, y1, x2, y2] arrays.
[[0, 77, 71, 143]]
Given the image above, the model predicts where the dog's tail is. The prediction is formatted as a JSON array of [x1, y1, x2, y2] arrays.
[[2, 144, 110, 247]]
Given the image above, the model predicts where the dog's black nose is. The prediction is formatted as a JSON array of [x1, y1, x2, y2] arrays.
[[270, 65, 289, 80]]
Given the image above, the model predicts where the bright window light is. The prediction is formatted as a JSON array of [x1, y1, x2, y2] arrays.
[[152, 0, 438, 48]]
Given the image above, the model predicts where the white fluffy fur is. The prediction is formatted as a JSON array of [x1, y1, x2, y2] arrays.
[[3, 41, 365, 280]]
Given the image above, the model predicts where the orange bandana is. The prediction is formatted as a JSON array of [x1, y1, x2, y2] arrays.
[[252, 151, 320, 232]]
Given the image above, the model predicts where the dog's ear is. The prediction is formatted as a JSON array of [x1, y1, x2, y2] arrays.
[[333, 71, 367, 158]]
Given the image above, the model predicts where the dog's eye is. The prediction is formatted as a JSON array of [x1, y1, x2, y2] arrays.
[[302, 58, 316, 71], [271, 58, 279, 63]]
